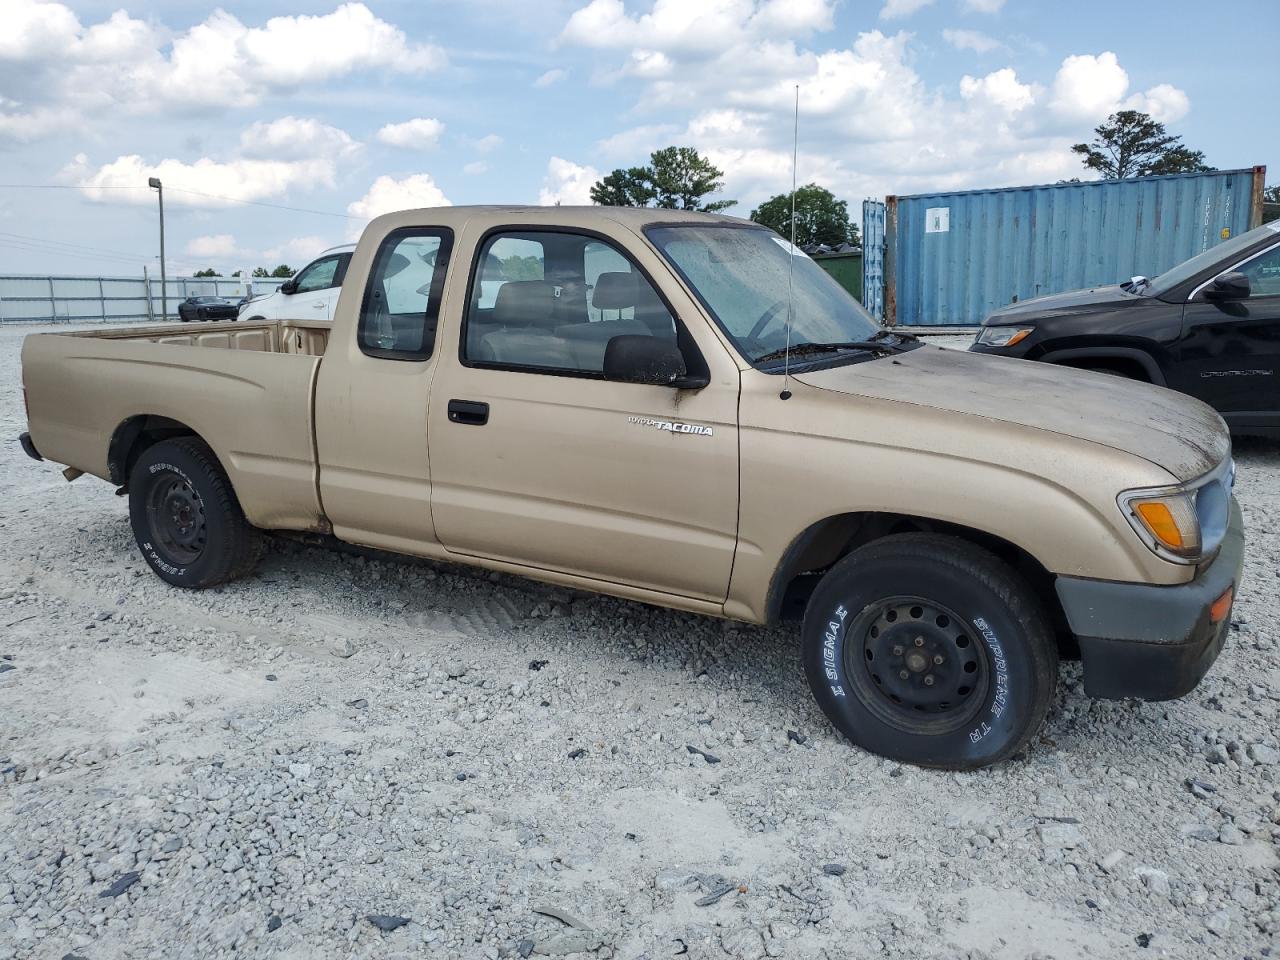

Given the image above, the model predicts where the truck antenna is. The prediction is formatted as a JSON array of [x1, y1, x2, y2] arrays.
[[780, 83, 799, 401]]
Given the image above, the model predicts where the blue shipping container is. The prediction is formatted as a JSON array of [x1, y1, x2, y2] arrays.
[[885, 166, 1266, 326]]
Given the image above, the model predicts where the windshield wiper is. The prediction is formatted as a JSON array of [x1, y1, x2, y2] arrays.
[[754, 335, 910, 365]]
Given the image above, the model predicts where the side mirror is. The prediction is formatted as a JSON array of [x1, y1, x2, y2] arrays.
[[279, 279, 298, 295], [603, 335, 707, 388], [1204, 271, 1250, 301]]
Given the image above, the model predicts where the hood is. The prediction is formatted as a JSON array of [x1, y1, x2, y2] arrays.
[[986, 283, 1142, 323], [796, 346, 1229, 483]]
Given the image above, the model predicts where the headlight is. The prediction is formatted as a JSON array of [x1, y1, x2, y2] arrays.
[[1118, 459, 1234, 564], [975, 326, 1033, 347]]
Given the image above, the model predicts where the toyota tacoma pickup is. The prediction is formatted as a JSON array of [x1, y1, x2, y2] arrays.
[[19, 206, 1245, 770]]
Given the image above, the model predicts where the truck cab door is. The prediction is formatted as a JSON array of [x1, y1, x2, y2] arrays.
[[1175, 239, 1280, 433], [314, 229, 454, 550], [427, 227, 740, 602]]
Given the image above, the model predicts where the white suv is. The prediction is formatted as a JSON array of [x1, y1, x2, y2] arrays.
[[238, 245, 355, 321]]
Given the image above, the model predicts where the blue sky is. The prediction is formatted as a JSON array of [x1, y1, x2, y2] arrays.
[[1, 0, 1274, 276]]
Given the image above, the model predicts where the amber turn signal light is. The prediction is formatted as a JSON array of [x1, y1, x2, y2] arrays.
[[1134, 501, 1185, 550], [1209, 586, 1233, 624]]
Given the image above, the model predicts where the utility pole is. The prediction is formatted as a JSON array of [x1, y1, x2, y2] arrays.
[[148, 177, 166, 320]]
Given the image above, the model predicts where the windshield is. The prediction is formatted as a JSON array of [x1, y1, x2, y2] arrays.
[[1148, 223, 1280, 296], [646, 224, 880, 365]]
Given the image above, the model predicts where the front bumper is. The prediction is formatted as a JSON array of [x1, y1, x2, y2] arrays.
[[1055, 498, 1245, 700]]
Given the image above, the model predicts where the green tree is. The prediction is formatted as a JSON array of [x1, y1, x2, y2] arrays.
[[590, 167, 656, 207], [251, 267, 270, 278], [1264, 185, 1280, 224], [270, 264, 294, 278], [750, 184, 859, 248], [231, 270, 242, 277], [1071, 110, 1210, 179], [500, 255, 543, 281], [192, 268, 221, 277], [590, 146, 735, 211]]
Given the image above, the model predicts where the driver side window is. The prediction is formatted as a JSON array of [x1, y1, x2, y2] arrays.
[[1237, 245, 1280, 299], [294, 257, 340, 294]]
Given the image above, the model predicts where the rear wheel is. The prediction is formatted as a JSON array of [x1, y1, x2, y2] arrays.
[[802, 533, 1058, 769], [128, 438, 263, 588]]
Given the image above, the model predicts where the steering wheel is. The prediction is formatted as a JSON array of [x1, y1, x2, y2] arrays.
[[748, 300, 789, 340]]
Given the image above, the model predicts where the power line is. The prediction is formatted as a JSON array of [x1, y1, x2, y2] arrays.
[[0, 184, 143, 189], [0, 238, 148, 267], [166, 187, 358, 220], [0, 182, 357, 219], [0, 229, 152, 262]]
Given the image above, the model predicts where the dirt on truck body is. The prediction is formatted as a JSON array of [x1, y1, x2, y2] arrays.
[[19, 205, 1244, 769]]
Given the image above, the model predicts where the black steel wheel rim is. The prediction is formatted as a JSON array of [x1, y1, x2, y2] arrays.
[[845, 596, 990, 734], [145, 472, 207, 565]]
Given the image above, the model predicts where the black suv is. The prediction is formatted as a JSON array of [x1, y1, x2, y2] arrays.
[[971, 221, 1280, 437]]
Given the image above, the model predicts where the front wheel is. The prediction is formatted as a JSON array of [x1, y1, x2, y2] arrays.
[[802, 533, 1058, 770], [128, 438, 264, 588]]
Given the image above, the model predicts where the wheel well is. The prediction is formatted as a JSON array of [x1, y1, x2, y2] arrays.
[[108, 415, 201, 486], [769, 512, 1075, 655], [1052, 355, 1150, 381]]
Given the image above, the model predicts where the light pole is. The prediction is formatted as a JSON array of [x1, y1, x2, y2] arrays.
[[148, 177, 166, 320]]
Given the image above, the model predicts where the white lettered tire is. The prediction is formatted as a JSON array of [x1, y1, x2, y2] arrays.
[[802, 533, 1058, 769]]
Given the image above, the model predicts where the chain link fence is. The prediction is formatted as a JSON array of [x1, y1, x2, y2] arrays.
[[0, 274, 288, 324]]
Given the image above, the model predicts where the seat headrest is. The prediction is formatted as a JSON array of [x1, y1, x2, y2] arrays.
[[493, 280, 558, 328], [592, 272, 639, 311]]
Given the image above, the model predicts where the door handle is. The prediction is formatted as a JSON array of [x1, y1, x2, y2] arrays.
[[447, 399, 489, 426], [312, 301, 326, 309]]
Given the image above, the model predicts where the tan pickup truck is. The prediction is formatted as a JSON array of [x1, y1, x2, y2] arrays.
[[20, 206, 1244, 769]]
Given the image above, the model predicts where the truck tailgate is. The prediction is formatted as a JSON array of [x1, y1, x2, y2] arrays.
[[22, 333, 324, 531]]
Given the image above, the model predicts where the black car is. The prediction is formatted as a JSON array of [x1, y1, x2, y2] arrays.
[[177, 296, 238, 323], [971, 221, 1280, 437]]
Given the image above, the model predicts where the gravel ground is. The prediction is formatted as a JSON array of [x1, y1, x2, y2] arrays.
[[2, 322, 1278, 960]]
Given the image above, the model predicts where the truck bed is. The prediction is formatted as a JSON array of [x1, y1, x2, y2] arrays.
[[53, 318, 330, 356], [21, 320, 328, 531]]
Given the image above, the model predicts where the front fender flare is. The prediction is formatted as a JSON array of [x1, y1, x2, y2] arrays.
[[1038, 346, 1166, 385]]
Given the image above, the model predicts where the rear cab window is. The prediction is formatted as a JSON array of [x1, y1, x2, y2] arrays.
[[357, 228, 454, 361]]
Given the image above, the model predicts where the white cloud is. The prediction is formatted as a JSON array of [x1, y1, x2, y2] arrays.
[[960, 68, 1036, 113], [1049, 51, 1189, 126], [186, 234, 240, 259], [184, 233, 334, 271], [943, 28, 1002, 54], [538, 157, 600, 206], [76, 154, 340, 208], [535, 68, 567, 88], [962, 0, 1006, 12], [239, 117, 361, 162], [347, 174, 450, 221], [1049, 52, 1129, 121], [559, 3, 1194, 206], [376, 117, 445, 150], [880, 0, 934, 19], [261, 236, 333, 265], [562, 0, 834, 54], [596, 124, 678, 159], [151, 4, 445, 107], [0, 0, 82, 60], [1124, 82, 1190, 124], [463, 161, 489, 175], [70, 116, 362, 209], [0, 2, 447, 140], [470, 134, 503, 153]]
